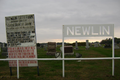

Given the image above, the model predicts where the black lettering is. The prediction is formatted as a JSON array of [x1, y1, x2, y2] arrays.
[[11, 17, 17, 20], [28, 15, 34, 19]]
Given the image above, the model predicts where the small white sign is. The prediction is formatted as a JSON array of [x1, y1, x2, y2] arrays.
[[63, 24, 114, 37]]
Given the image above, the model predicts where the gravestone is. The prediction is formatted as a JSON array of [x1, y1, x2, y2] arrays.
[[86, 40, 90, 49], [37, 47, 41, 50], [119, 43, 120, 47], [46, 42, 56, 55], [104, 43, 111, 48], [0, 47, 1, 52], [90, 42, 94, 47], [41, 45, 44, 48], [76, 53, 82, 62], [94, 42, 99, 47], [3, 43, 5, 48], [0, 43, 1, 48], [99, 44, 102, 47], [114, 43, 119, 49], [44, 44, 47, 51], [1, 47, 8, 56], [55, 53, 61, 58], [60, 46, 74, 55], [0, 43, 4, 48], [75, 41, 79, 50]]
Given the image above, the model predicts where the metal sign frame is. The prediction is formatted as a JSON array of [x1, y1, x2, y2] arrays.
[[62, 24, 114, 77]]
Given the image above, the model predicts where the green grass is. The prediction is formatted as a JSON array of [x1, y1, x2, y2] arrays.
[[0, 46, 120, 80]]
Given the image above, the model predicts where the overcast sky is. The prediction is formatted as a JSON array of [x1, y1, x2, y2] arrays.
[[0, 0, 120, 43]]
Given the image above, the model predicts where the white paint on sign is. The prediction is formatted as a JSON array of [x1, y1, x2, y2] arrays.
[[67, 26, 110, 36]]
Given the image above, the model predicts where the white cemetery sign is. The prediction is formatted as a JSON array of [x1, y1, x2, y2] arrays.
[[62, 24, 114, 77], [5, 14, 38, 67], [63, 24, 114, 37]]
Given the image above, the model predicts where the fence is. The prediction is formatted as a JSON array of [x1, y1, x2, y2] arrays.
[[0, 24, 117, 79], [0, 57, 120, 79]]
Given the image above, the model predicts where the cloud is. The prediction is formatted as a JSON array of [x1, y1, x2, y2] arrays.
[[0, 0, 120, 43]]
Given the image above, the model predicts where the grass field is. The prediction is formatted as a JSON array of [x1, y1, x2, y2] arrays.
[[0, 46, 120, 80]]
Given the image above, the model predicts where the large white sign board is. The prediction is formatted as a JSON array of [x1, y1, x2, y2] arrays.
[[63, 24, 114, 37], [5, 14, 38, 67]]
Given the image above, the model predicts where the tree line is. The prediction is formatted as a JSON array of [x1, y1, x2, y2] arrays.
[[100, 37, 120, 44]]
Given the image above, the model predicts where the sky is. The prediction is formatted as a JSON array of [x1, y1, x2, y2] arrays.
[[0, 0, 120, 43]]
